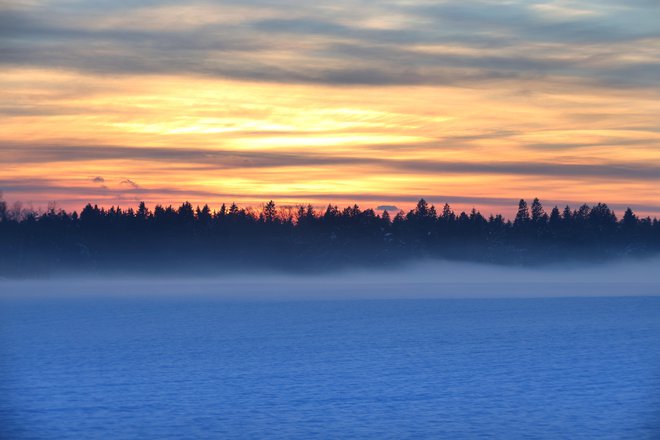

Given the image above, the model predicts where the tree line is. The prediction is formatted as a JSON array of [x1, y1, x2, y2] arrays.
[[0, 197, 658, 276]]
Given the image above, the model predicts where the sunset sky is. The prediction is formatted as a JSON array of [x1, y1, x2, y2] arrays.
[[2, 0, 659, 217]]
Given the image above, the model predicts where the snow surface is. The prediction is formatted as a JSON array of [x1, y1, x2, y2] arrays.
[[1, 293, 660, 438]]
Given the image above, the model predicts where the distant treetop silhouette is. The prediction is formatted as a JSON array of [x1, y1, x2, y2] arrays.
[[0, 197, 658, 276]]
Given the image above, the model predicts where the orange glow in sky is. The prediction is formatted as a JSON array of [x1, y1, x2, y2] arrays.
[[2, 1, 659, 217]]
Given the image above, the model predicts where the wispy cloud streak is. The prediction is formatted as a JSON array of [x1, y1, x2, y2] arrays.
[[2, 144, 659, 180]]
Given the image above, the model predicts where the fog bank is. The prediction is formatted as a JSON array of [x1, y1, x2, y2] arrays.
[[1, 258, 659, 300]]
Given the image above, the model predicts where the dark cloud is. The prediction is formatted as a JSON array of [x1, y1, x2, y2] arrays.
[[0, 178, 211, 198], [0, 144, 368, 169], [376, 205, 399, 212], [92, 176, 105, 183], [1, 0, 659, 88], [120, 179, 139, 189], [1, 143, 658, 181], [522, 138, 655, 151], [391, 159, 660, 181]]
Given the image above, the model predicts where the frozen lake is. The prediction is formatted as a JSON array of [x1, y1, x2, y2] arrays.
[[1, 293, 660, 438]]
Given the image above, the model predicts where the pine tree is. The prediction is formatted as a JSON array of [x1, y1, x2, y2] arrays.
[[441, 203, 455, 221], [622, 208, 637, 228], [137, 201, 149, 220], [549, 206, 561, 227], [263, 200, 277, 223], [381, 210, 391, 224], [514, 199, 530, 226], [531, 198, 547, 224]]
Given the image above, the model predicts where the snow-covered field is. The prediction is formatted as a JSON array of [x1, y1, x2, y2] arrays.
[[1, 260, 659, 438]]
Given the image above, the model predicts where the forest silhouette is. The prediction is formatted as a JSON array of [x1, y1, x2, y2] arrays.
[[0, 196, 658, 276]]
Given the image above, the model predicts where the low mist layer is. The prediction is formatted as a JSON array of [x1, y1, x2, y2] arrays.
[[2, 258, 658, 300]]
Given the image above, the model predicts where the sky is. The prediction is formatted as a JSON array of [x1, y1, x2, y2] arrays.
[[2, 0, 660, 217]]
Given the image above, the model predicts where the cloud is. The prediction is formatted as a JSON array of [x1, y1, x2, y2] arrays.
[[120, 179, 139, 189], [92, 176, 104, 183], [376, 205, 399, 212], [391, 159, 660, 181], [0, 178, 212, 198], [1, 0, 659, 88], [1, 144, 658, 181]]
